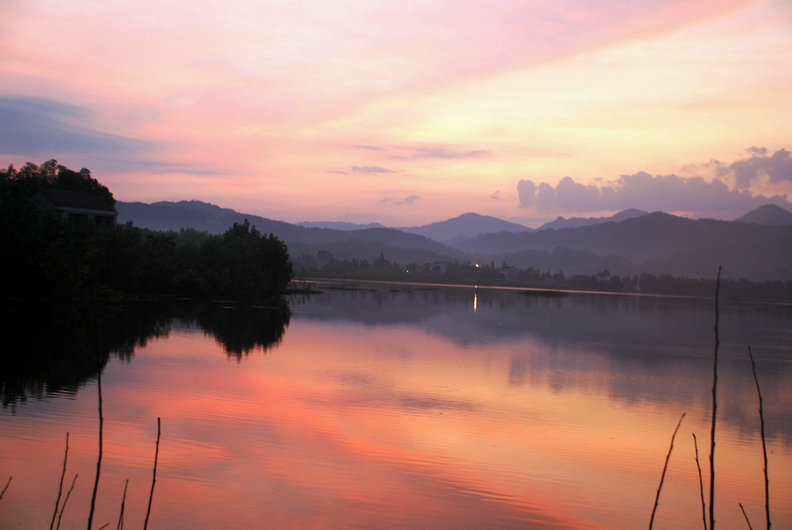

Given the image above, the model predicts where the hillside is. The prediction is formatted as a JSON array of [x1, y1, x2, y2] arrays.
[[736, 204, 792, 225], [116, 200, 464, 264], [537, 208, 647, 230], [399, 212, 530, 242], [451, 212, 792, 280], [117, 200, 792, 281]]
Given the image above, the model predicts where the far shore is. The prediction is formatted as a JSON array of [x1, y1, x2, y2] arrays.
[[297, 277, 792, 306]]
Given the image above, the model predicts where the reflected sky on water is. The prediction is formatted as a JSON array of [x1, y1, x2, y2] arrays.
[[1, 284, 790, 528]]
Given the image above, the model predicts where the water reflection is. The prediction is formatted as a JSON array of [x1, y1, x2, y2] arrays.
[[1, 298, 291, 409], [1, 284, 790, 528], [295, 283, 790, 357], [293, 284, 792, 442], [183, 298, 291, 360]]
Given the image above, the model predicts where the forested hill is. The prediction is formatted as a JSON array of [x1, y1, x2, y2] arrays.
[[453, 212, 792, 280], [116, 200, 465, 264], [1, 164, 294, 303], [117, 200, 792, 281]]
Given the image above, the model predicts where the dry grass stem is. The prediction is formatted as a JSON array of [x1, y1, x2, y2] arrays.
[[116, 479, 129, 530], [50, 432, 69, 530], [693, 433, 708, 530], [649, 412, 686, 529], [56, 474, 78, 530], [0, 475, 12, 501], [740, 503, 754, 530], [748, 346, 771, 529], [144, 417, 162, 530]]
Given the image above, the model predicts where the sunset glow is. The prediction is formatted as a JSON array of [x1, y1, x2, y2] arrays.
[[2, 311, 790, 528], [2, 0, 791, 225]]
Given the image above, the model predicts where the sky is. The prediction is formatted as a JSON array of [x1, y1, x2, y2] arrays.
[[1, 0, 791, 227]]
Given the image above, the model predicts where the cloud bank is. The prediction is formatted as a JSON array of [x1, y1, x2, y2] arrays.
[[0, 96, 221, 177], [719, 147, 792, 188], [0, 96, 150, 156], [518, 148, 792, 217]]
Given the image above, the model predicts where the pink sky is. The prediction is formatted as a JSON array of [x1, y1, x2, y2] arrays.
[[2, 0, 791, 226]]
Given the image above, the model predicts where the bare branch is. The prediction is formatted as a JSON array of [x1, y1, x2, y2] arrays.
[[693, 433, 707, 530], [50, 432, 69, 530], [56, 474, 78, 530], [116, 479, 129, 530], [0, 475, 12, 501], [748, 346, 771, 529], [144, 417, 162, 530], [88, 363, 104, 530], [740, 503, 754, 530], [650, 412, 686, 529]]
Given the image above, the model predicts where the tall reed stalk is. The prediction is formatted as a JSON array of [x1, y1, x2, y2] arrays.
[[144, 417, 161, 530], [87, 361, 104, 530], [692, 433, 707, 530], [50, 432, 70, 530], [56, 474, 78, 530], [748, 346, 771, 529], [650, 412, 686, 529], [708, 266, 721, 530], [116, 479, 129, 530], [740, 503, 754, 529], [0, 475, 11, 501]]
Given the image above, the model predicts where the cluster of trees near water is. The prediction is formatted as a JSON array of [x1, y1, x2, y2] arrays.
[[1, 160, 293, 305], [298, 253, 792, 300]]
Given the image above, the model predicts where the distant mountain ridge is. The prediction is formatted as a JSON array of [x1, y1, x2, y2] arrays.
[[735, 204, 792, 225], [399, 212, 531, 242], [454, 211, 792, 280], [537, 208, 648, 230], [115, 200, 792, 281], [116, 200, 465, 265]]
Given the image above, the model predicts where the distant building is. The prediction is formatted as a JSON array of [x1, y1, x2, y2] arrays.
[[32, 189, 118, 225]]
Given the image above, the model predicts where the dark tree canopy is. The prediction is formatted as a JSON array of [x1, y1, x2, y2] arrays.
[[1, 160, 293, 304], [203, 220, 294, 301], [2, 159, 115, 206]]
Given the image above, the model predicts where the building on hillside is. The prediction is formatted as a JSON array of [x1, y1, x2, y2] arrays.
[[32, 189, 118, 225]]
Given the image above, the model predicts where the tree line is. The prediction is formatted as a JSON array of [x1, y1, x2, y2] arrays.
[[295, 253, 792, 300], [1, 160, 293, 306]]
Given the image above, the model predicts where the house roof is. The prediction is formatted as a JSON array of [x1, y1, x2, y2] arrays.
[[34, 189, 117, 214]]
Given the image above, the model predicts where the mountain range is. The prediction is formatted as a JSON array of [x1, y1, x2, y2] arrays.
[[115, 201, 792, 281], [537, 208, 648, 230]]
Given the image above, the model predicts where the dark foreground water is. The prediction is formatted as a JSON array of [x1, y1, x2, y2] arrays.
[[1, 282, 791, 528]]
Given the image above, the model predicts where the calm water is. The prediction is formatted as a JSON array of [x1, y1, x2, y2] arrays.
[[1, 283, 791, 529]]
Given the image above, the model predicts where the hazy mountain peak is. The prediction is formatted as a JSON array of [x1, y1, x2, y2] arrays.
[[736, 204, 792, 225], [538, 209, 647, 231], [400, 212, 531, 242], [611, 208, 649, 221], [151, 200, 238, 217]]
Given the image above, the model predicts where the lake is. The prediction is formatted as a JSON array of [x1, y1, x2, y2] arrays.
[[1, 282, 791, 528]]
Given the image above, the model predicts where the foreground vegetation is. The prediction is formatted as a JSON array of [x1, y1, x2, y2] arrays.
[[1, 161, 293, 306]]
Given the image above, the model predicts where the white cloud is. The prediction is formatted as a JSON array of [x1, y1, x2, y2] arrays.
[[517, 148, 792, 218]]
